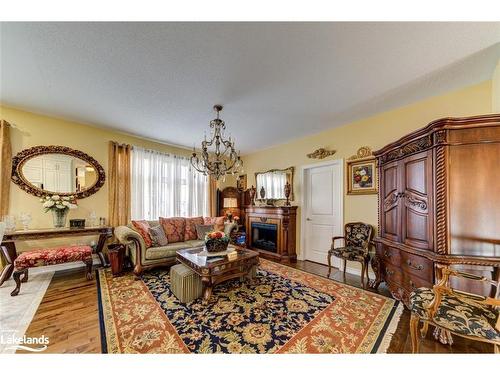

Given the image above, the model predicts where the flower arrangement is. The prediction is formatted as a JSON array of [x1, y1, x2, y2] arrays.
[[353, 166, 373, 188], [40, 195, 78, 228], [41, 195, 78, 212], [204, 230, 230, 252]]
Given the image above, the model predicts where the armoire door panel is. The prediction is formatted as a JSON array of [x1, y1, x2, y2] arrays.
[[380, 161, 400, 242], [401, 151, 434, 250]]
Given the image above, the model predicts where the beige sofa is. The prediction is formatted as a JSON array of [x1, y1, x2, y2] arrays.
[[114, 220, 236, 276]]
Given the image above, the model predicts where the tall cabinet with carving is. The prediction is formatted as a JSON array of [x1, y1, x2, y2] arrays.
[[372, 114, 500, 307]]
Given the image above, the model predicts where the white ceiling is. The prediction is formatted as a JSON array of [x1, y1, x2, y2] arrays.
[[1, 22, 499, 154]]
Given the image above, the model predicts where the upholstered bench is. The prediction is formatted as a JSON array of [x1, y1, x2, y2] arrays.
[[11, 245, 93, 296], [170, 263, 203, 303]]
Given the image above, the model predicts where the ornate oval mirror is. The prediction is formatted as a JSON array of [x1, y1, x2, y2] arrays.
[[11, 145, 105, 199]]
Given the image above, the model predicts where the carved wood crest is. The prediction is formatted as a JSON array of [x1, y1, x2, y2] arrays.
[[306, 148, 336, 159], [347, 146, 373, 161]]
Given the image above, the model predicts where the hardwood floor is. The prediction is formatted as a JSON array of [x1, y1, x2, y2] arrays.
[[20, 260, 494, 354]]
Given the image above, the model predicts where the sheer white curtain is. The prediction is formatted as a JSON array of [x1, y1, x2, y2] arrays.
[[131, 146, 208, 220], [256, 171, 286, 199]]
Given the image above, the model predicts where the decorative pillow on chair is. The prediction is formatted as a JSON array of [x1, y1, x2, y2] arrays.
[[203, 216, 225, 231], [131, 220, 153, 248], [148, 225, 169, 247], [185, 217, 204, 241], [195, 224, 215, 240], [159, 217, 186, 243]]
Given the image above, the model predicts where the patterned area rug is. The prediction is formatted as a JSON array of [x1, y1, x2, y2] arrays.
[[97, 259, 402, 353]]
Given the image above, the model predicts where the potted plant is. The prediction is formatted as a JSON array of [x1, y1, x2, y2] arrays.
[[204, 230, 230, 253], [41, 195, 78, 228]]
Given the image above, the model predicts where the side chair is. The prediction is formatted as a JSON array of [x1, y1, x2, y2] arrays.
[[327, 222, 374, 288], [409, 264, 500, 353]]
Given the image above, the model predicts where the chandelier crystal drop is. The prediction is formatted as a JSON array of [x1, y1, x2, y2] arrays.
[[190, 105, 243, 180]]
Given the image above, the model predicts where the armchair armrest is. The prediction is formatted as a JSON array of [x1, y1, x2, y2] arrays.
[[426, 264, 500, 321], [114, 226, 146, 266], [331, 236, 345, 250]]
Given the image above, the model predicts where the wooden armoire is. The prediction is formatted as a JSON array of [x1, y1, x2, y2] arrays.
[[372, 114, 500, 307]]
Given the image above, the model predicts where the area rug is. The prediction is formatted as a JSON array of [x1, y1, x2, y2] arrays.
[[97, 259, 402, 354]]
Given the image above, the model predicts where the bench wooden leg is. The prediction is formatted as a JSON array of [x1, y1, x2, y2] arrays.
[[11, 269, 28, 296], [84, 259, 93, 280]]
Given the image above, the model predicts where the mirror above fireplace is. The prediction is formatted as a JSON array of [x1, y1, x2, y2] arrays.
[[255, 166, 294, 202]]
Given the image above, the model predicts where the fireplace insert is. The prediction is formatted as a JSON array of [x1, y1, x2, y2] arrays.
[[251, 222, 278, 252]]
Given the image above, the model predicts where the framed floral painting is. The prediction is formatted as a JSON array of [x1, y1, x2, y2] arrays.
[[347, 158, 377, 195]]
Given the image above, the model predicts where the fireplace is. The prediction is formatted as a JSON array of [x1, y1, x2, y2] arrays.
[[251, 222, 278, 252], [245, 206, 297, 263]]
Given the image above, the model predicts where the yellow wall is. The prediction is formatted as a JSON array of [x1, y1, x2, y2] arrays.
[[239, 81, 493, 259], [1, 105, 194, 251], [493, 60, 500, 112]]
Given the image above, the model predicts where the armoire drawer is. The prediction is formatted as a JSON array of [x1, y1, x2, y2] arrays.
[[383, 263, 403, 285], [401, 252, 433, 281], [402, 272, 433, 293], [377, 245, 401, 267]]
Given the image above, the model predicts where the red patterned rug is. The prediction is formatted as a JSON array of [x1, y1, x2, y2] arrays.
[[97, 259, 402, 353]]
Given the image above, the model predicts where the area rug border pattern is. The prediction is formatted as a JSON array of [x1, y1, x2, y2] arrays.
[[96, 260, 403, 354]]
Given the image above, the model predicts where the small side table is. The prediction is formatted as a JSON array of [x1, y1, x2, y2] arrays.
[[108, 243, 126, 276]]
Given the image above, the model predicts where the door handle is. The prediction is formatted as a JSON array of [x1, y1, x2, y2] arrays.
[[306, 218, 312, 221]]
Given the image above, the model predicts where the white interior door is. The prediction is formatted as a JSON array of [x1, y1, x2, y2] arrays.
[[304, 162, 343, 265]]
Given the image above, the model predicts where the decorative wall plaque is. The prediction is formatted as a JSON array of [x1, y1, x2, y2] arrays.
[[306, 148, 336, 159]]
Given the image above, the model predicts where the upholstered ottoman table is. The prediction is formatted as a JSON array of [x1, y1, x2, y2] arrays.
[[10, 245, 93, 296], [170, 263, 203, 303]]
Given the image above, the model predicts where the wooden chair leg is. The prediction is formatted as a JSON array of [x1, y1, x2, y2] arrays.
[[342, 259, 347, 276], [327, 252, 332, 277], [84, 259, 93, 280], [10, 269, 27, 296], [410, 313, 421, 353], [360, 261, 366, 288], [420, 321, 429, 339], [365, 258, 370, 284]]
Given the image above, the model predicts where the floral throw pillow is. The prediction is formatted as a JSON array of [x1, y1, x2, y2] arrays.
[[131, 220, 153, 248], [159, 217, 186, 243], [185, 216, 204, 241], [203, 216, 225, 231]]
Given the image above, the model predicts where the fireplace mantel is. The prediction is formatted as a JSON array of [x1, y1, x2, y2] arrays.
[[245, 206, 297, 263]]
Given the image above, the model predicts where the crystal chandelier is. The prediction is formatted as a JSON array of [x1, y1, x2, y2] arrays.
[[190, 105, 243, 180]]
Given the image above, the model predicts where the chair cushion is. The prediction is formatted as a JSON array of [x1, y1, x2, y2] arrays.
[[159, 217, 186, 243], [14, 245, 92, 269], [185, 217, 204, 241], [145, 243, 188, 260], [409, 287, 500, 342], [330, 246, 368, 261]]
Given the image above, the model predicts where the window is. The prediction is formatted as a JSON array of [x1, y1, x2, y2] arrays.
[[131, 146, 208, 220]]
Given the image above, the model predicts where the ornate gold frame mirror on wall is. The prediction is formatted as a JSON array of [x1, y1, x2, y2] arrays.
[[11, 145, 106, 199], [255, 166, 294, 203]]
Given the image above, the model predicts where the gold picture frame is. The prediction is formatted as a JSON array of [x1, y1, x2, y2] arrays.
[[236, 174, 247, 191], [346, 147, 378, 195]]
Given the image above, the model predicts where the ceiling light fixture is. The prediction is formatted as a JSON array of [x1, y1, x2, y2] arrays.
[[190, 105, 243, 180]]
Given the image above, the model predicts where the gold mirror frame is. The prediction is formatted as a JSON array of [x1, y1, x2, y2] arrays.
[[255, 166, 295, 201], [11, 145, 106, 199]]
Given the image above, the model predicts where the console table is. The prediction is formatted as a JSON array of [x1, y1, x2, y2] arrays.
[[0, 226, 113, 286]]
